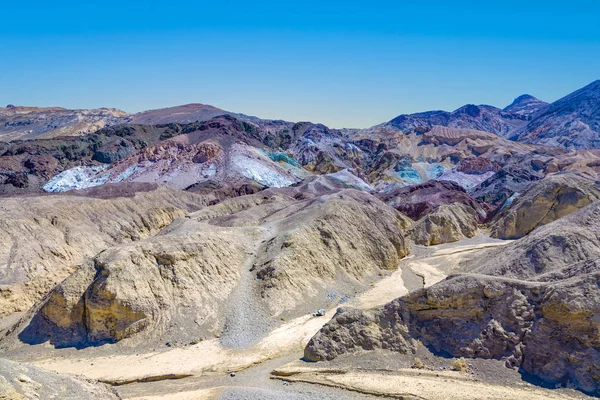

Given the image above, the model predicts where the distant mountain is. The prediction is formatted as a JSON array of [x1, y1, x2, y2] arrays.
[[511, 80, 600, 149], [128, 103, 231, 125], [384, 80, 600, 150], [0, 105, 127, 141], [386, 101, 538, 138], [502, 94, 548, 120]]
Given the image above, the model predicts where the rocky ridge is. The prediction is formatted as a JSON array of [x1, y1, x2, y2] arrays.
[[305, 201, 600, 395], [1, 177, 410, 351], [0, 183, 209, 316], [513, 80, 600, 149]]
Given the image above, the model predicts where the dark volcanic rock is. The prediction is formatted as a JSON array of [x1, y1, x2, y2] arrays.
[[471, 165, 543, 209], [378, 180, 486, 245], [379, 180, 485, 221], [456, 157, 500, 175]]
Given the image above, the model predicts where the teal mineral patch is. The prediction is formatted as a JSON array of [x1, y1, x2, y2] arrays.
[[261, 150, 301, 168]]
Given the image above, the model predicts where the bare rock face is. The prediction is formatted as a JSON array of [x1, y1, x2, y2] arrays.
[[0, 358, 119, 399], [4, 182, 410, 349], [456, 157, 500, 174], [303, 306, 417, 362], [306, 271, 600, 394], [306, 273, 600, 394], [467, 201, 600, 279], [378, 180, 484, 245], [14, 223, 250, 347], [253, 191, 410, 314], [305, 203, 600, 395], [471, 165, 543, 209], [192, 187, 411, 317], [379, 180, 484, 221], [408, 203, 480, 245], [489, 174, 600, 239], [0, 184, 209, 315]]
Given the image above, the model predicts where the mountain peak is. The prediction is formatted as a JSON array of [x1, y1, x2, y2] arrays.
[[512, 94, 536, 103], [587, 79, 600, 87], [578, 79, 600, 94], [513, 79, 600, 148], [504, 94, 542, 109], [502, 94, 548, 119]]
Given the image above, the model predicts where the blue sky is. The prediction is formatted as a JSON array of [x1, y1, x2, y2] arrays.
[[1, 0, 599, 128]]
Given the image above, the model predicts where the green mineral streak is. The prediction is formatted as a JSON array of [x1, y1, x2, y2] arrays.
[[260, 150, 301, 168]]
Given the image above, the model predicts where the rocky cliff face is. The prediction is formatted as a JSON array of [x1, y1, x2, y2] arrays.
[[16, 221, 250, 347], [305, 202, 600, 395]]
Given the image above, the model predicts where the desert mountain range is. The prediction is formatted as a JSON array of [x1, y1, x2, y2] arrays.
[[2, 81, 600, 399]]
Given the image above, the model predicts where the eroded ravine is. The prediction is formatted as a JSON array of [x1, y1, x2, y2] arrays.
[[219, 225, 278, 348], [17, 237, 511, 399]]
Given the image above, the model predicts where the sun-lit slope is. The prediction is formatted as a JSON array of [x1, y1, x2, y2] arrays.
[[0, 105, 128, 141], [0, 183, 210, 315]]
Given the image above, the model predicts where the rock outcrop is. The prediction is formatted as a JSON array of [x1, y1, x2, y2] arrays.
[[466, 201, 600, 279], [471, 165, 542, 208], [378, 180, 484, 245], [305, 202, 600, 395], [379, 180, 484, 221], [0, 183, 209, 315], [3, 182, 410, 349], [305, 271, 600, 394], [408, 203, 481, 245], [15, 221, 250, 347], [489, 174, 600, 239]]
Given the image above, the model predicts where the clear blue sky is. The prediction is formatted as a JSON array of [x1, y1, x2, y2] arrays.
[[1, 0, 599, 128]]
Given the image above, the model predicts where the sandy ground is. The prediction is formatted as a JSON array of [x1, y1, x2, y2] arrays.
[[11, 237, 584, 400], [271, 365, 588, 400], [128, 387, 221, 400]]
